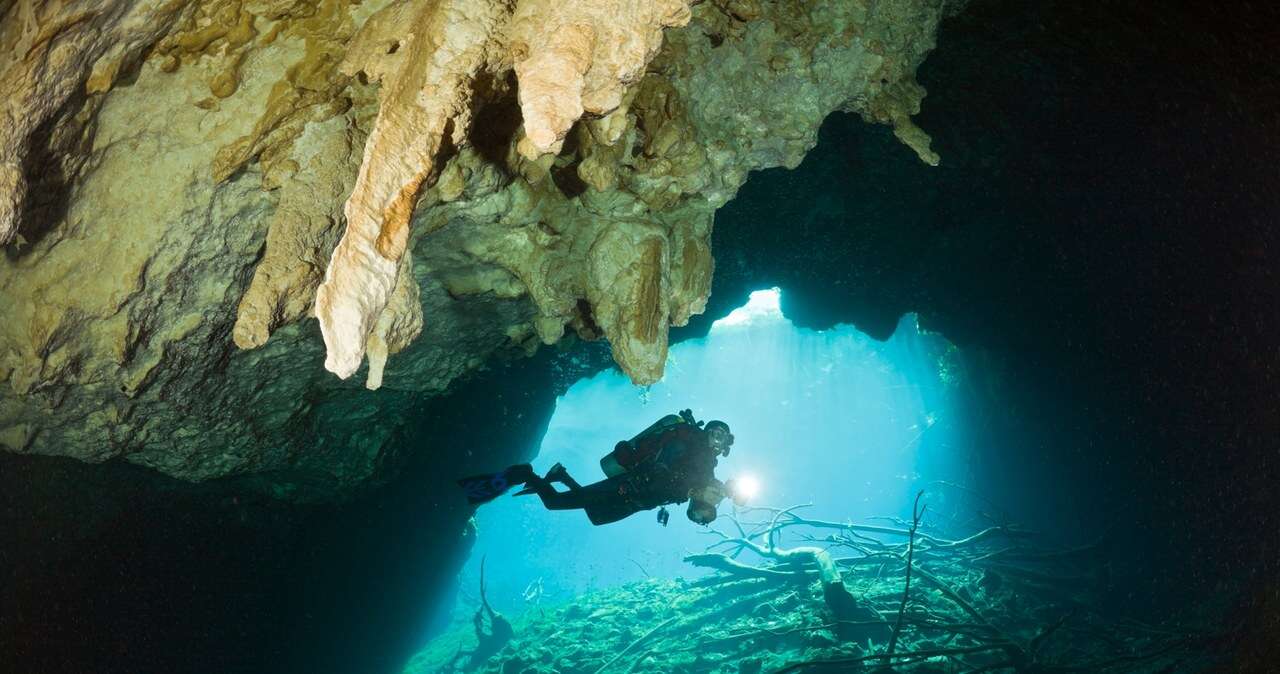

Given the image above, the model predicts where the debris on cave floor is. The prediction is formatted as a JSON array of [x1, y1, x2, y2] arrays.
[[406, 503, 1220, 674]]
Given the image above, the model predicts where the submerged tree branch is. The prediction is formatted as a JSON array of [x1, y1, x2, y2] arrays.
[[673, 495, 1212, 674], [592, 616, 678, 674], [885, 490, 926, 659]]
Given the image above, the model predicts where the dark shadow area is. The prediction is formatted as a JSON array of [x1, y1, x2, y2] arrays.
[[468, 73, 522, 167], [672, 0, 1280, 665], [550, 160, 589, 200], [0, 454, 297, 672], [0, 349, 562, 674], [7, 94, 91, 260]]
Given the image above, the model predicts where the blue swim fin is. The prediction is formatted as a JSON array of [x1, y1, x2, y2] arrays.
[[458, 464, 534, 504]]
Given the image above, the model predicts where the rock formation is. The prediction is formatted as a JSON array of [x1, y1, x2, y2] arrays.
[[0, 0, 957, 494]]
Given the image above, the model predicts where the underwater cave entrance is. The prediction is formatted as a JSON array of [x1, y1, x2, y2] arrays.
[[412, 290, 1197, 673], [451, 288, 969, 616]]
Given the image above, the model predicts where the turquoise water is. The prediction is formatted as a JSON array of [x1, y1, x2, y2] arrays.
[[410, 290, 1218, 673], [459, 290, 962, 609], [405, 291, 1211, 672]]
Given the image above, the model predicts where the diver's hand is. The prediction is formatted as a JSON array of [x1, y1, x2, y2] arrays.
[[689, 482, 726, 506]]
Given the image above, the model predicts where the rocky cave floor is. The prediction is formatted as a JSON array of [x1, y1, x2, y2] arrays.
[[409, 505, 1220, 674]]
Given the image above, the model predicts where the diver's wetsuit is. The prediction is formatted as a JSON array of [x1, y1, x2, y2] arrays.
[[527, 425, 719, 525]]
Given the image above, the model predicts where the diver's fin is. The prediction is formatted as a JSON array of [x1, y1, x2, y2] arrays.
[[458, 464, 533, 504]]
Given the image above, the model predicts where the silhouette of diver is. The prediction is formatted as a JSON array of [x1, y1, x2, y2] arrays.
[[458, 410, 735, 525]]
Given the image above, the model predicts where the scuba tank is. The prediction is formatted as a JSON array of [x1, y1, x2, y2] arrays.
[[600, 413, 690, 478]]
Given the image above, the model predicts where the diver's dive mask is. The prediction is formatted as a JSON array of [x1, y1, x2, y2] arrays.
[[705, 421, 734, 457]]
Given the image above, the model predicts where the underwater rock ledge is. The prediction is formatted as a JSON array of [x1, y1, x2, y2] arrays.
[[0, 0, 958, 492]]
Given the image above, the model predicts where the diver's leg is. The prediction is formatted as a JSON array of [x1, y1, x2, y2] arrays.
[[526, 477, 587, 511], [580, 478, 637, 525], [545, 463, 583, 490]]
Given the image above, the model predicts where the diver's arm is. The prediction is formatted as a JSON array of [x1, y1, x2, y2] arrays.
[[703, 478, 728, 503]]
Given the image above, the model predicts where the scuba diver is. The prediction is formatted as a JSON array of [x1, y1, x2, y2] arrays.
[[458, 410, 736, 526]]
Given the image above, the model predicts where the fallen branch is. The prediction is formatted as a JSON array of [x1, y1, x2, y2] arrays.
[[683, 553, 810, 579], [912, 564, 1028, 667], [627, 558, 650, 578], [913, 565, 1001, 636], [448, 556, 513, 672], [675, 497, 1208, 673], [773, 642, 1016, 673], [592, 616, 678, 674], [885, 490, 926, 659], [692, 620, 889, 648], [1030, 610, 1075, 656], [694, 506, 872, 631], [738, 506, 1032, 549]]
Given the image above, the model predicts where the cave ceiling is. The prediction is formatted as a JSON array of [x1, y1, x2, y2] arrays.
[[0, 0, 961, 493]]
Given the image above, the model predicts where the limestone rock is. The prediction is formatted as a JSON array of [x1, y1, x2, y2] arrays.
[[314, 0, 696, 383], [0, 0, 960, 493], [0, 0, 191, 244], [314, 0, 511, 380], [233, 113, 363, 350], [365, 250, 424, 391], [586, 222, 671, 384], [509, 0, 692, 158]]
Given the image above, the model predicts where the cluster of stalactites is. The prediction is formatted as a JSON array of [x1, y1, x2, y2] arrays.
[[0, 0, 944, 393], [310, 0, 693, 387]]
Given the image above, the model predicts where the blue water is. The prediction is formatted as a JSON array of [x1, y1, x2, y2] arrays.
[[453, 289, 966, 616]]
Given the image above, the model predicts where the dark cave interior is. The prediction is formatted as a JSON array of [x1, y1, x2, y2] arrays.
[[3, 1, 1278, 672]]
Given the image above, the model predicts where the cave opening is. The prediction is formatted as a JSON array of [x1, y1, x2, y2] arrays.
[[405, 284, 1139, 673], [450, 288, 969, 618]]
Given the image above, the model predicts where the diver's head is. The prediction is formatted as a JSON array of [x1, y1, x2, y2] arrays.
[[687, 483, 725, 525], [705, 420, 734, 457], [687, 497, 718, 525]]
